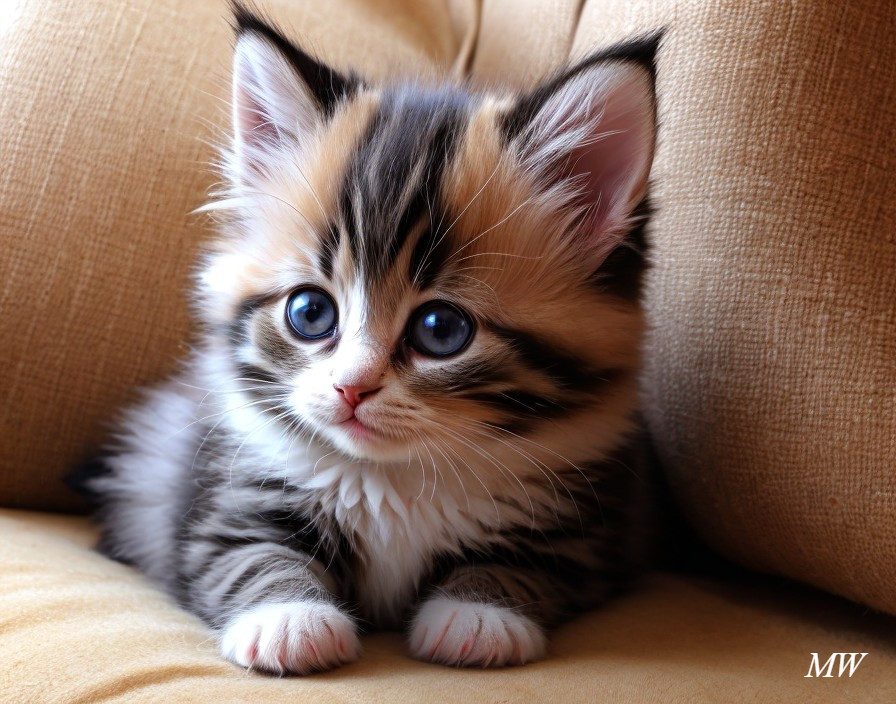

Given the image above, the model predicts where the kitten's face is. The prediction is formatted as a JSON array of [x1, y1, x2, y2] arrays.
[[201, 20, 656, 465]]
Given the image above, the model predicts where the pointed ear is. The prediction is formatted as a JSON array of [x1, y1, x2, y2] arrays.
[[503, 33, 661, 262], [230, 5, 359, 175]]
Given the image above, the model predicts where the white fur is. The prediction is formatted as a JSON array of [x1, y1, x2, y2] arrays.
[[519, 62, 656, 265], [232, 33, 321, 174], [221, 601, 360, 674], [92, 383, 204, 588], [185, 335, 634, 627], [100, 326, 634, 632], [226, 410, 531, 626], [409, 597, 547, 667]]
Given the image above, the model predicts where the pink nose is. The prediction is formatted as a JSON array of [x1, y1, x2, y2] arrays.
[[334, 383, 382, 408]]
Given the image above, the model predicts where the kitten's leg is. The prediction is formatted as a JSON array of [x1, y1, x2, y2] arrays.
[[411, 444, 648, 668], [181, 542, 360, 675], [409, 564, 568, 668]]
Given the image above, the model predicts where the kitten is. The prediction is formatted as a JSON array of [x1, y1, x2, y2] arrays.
[[76, 5, 660, 675]]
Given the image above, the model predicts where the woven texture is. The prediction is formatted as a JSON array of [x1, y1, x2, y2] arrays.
[[4, 508, 896, 703], [0, 0, 894, 618], [584, 1, 896, 615]]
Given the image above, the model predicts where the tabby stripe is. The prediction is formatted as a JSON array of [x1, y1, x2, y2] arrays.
[[488, 324, 612, 392], [407, 208, 454, 290], [337, 87, 467, 287], [252, 314, 310, 375], [337, 116, 374, 268], [228, 292, 281, 345], [463, 390, 570, 419], [219, 561, 301, 608], [406, 358, 511, 395], [319, 222, 340, 279], [391, 118, 457, 272], [233, 362, 289, 414], [236, 362, 279, 388]]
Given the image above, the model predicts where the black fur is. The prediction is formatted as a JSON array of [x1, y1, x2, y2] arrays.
[[502, 30, 663, 141], [337, 86, 468, 288], [64, 454, 112, 502], [231, 2, 360, 117], [591, 197, 653, 300]]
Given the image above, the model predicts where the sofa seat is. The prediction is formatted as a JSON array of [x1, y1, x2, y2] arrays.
[[2, 509, 894, 703]]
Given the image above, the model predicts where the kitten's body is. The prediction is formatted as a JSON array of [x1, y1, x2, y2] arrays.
[[104, 350, 647, 627], [79, 6, 661, 674]]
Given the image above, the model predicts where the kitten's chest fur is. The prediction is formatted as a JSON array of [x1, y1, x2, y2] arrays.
[[234, 428, 541, 628], [272, 459, 532, 627]]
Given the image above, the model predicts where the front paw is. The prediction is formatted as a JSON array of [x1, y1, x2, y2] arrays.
[[220, 601, 360, 675], [409, 597, 547, 668]]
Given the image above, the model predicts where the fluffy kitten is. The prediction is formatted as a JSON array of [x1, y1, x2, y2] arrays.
[[77, 6, 660, 674]]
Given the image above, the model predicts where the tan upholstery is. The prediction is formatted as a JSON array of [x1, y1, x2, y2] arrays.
[[1, 0, 895, 699], [4, 509, 895, 703], [629, 1, 896, 615]]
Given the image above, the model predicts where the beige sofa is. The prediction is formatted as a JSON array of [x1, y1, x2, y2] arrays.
[[2, 0, 894, 701]]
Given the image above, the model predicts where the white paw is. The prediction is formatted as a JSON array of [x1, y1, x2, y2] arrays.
[[408, 598, 547, 668], [220, 601, 360, 675]]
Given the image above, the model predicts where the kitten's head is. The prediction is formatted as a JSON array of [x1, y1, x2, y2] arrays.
[[200, 6, 659, 464]]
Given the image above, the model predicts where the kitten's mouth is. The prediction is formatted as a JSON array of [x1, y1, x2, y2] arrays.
[[329, 410, 408, 459], [338, 415, 381, 442]]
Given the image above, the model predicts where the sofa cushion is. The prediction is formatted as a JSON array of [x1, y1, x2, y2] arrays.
[[582, 1, 896, 615], [2, 0, 894, 619], [4, 508, 896, 703]]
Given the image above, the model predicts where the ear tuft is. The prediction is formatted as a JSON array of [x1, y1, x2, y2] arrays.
[[228, 2, 360, 179], [503, 31, 662, 141], [230, 3, 358, 117], [504, 31, 663, 265]]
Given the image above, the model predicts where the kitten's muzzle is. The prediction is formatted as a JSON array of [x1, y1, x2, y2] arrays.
[[334, 383, 382, 408]]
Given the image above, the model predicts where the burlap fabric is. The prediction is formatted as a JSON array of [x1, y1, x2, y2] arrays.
[[1, 0, 893, 618], [3, 508, 895, 703]]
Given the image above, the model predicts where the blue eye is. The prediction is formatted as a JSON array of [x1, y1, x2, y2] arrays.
[[408, 301, 474, 357], [286, 288, 337, 340]]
